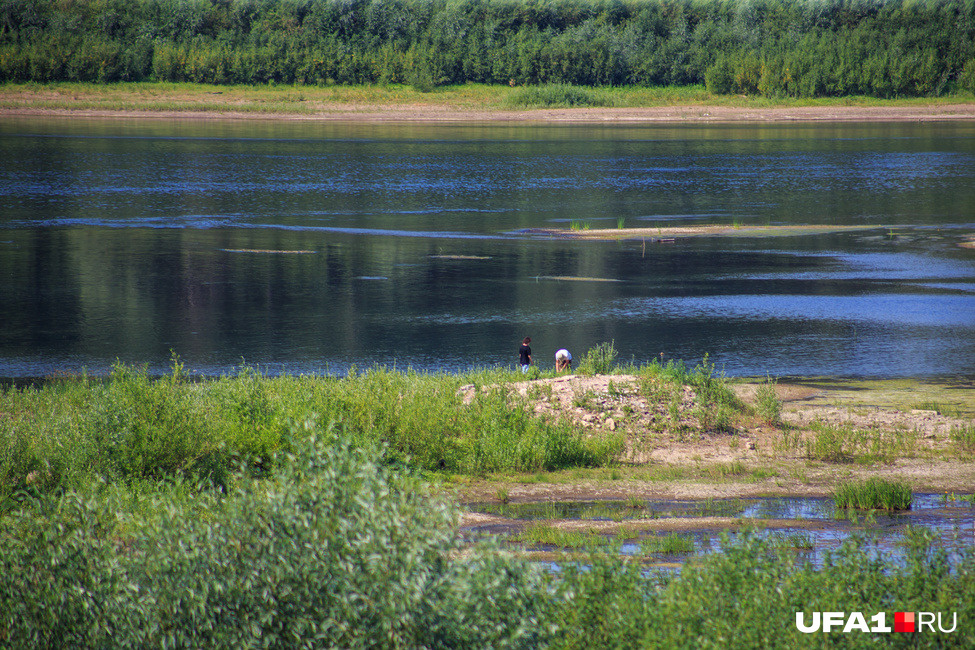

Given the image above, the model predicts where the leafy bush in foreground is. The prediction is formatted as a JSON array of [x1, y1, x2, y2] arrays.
[[1, 435, 974, 648], [0, 434, 556, 648]]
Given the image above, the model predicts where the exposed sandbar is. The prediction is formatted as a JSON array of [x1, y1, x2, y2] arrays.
[[526, 223, 881, 241]]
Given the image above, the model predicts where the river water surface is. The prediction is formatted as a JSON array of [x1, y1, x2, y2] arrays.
[[2, 118, 974, 379]]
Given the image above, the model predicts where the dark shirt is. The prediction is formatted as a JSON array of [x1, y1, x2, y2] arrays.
[[519, 344, 532, 365]]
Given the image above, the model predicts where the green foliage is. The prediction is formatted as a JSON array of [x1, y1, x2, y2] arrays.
[[0, 363, 623, 505], [640, 533, 695, 554], [2, 1, 973, 98], [834, 477, 913, 511], [755, 375, 782, 425], [577, 340, 619, 376], [507, 83, 612, 107], [803, 422, 919, 463], [3, 467, 975, 648], [952, 424, 975, 453], [552, 532, 975, 648], [0, 436, 556, 648]]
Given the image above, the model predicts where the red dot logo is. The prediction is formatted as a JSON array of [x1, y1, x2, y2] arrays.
[[895, 612, 915, 633]]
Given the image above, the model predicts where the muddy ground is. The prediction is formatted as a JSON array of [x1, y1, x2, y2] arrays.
[[455, 375, 975, 515]]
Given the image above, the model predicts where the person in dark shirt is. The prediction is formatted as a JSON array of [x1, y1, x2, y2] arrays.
[[519, 337, 533, 373]]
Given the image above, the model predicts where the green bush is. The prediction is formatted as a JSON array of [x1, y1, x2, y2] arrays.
[[755, 375, 782, 425], [506, 83, 612, 108], [0, 435, 557, 648], [577, 341, 619, 376]]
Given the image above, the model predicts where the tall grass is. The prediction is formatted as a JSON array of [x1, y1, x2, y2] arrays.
[[0, 363, 623, 504], [755, 375, 782, 425], [640, 533, 695, 554], [803, 423, 919, 463], [516, 523, 602, 549], [634, 354, 742, 434], [951, 424, 975, 453], [506, 83, 614, 108], [577, 341, 619, 376], [834, 478, 913, 511]]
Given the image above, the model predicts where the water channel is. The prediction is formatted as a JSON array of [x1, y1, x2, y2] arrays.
[[465, 494, 975, 570], [2, 118, 974, 379]]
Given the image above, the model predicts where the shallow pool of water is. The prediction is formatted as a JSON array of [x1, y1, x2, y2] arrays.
[[465, 494, 975, 569]]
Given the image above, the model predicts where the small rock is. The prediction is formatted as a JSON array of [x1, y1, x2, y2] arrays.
[[606, 418, 616, 431]]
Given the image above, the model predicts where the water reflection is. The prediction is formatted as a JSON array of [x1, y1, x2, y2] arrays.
[[1, 118, 974, 378]]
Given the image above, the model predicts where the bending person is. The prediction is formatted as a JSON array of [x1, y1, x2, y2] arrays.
[[555, 348, 572, 372]]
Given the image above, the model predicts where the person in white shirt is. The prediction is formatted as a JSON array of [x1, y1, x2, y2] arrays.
[[555, 348, 572, 372]]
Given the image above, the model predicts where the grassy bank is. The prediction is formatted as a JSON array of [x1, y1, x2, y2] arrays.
[[2, 81, 973, 115], [2, 358, 974, 646], [0, 360, 628, 503]]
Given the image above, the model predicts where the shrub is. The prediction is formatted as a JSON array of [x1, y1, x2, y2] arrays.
[[755, 375, 782, 425], [577, 341, 619, 376], [506, 83, 612, 108], [0, 434, 558, 648]]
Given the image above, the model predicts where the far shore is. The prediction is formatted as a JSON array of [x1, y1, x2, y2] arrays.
[[5, 103, 975, 123], [2, 83, 975, 123]]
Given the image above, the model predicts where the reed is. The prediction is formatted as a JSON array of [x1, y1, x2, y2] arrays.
[[640, 533, 695, 554], [833, 477, 913, 511], [577, 341, 619, 376], [951, 424, 975, 453], [516, 523, 601, 549]]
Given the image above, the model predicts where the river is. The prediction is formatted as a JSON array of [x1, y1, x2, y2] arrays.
[[1, 117, 974, 379]]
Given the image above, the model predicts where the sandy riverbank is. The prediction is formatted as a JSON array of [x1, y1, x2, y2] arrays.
[[3, 83, 975, 124], [5, 103, 975, 122], [454, 375, 975, 505]]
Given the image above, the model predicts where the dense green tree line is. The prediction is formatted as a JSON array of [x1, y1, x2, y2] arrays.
[[2, 0, 975, 97]]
